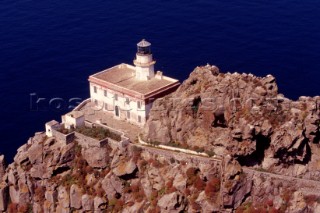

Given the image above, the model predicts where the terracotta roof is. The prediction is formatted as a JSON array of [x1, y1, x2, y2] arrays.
[[89, 64, 180, 96]]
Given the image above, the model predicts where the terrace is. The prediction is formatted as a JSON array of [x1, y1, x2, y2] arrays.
[[79, 101, 142, 141]]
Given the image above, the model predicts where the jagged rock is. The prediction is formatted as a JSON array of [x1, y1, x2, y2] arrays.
[[0, 156, 5, 180], [82, 147, 109, 168], [70, 184, 82, 209], [30, 164, 51, 179], [140, 176, 152, 198], [196, 191, 220, 212], [59, 143, 75, 164], [287, 191, 308, 213], [122, 201, 144, 213], [113, 159, 137, 177], [101, 175, 123, 200], [1, 65, 320, 212], [224, 156, 242, 180], [28, 142, 43, 164], [157, 191, 186, 212], [57, 186, 69, 208], [231, 128, 242, 140], [45, 188, 57, 204], [14, 144, 29, 165], [173, 173, 186, 192], [94, 196, 107, 211], [8, 168, 17, 185], [18, 179, 30, 205], [0, 183, 8, 211], [82, 194, 93, 211], [55, 205, 69, 213], [148, 166, 164, 191], [33, 202, 42, 213], [43, 200, 55, 213], [223, 174, 253, 208]]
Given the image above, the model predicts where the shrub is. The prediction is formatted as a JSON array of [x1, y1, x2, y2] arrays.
[[186, 167, 197, 179], [76, 126, 121, 141], [7, 203, 18, 213], [205, 150, 215, 157], [17, 204, 32, 213], [205, 177, 220, 198], [304, 194, 319, 205], [194, 176, 206, 191]]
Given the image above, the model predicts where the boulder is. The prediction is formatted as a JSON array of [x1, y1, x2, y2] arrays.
[[59, 143, 75, 164], [57, 186, 69, 208], [45, 189, 57, 204], [157, 192, 186, 212], [0, 183, 8, 211], [28, 142, 43, 164], [113, 159, 137, 177], [94, 196, 107, 211], [101, 175, 123, 200], [9, 185, 19, 203], [82, 194, 93, 211], [173, 173, 186, 192], [0, 155, 6, 180], [82, 147, 109, 168], [70, 184, 82, 209]]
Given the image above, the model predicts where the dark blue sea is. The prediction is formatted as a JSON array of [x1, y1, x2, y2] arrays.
[[1, 0, 320, 162]]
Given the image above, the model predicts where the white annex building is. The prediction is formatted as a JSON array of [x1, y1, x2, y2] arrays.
[[89, 39, 180, 126]]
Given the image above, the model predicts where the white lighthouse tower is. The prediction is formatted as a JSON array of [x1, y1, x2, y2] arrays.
[[134, 39, 156, 80]]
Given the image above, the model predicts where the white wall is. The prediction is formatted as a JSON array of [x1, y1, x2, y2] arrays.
[[89, 82, 147, 126], [134, 54, 155, 80], [64, 115, 85, 129]]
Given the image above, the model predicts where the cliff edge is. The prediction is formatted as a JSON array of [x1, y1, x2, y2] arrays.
[[143, 65, 320, 178], [0, 65, 320, 212]]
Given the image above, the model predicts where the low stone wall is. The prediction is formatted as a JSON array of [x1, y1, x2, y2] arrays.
[[128, 143, 221, 167], [51, 129, 75, 145], [74, 132, 108, 148], [73, 98, 91, 111]]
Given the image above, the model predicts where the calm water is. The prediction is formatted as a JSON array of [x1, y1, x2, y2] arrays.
[[1, 0, 320, 161]]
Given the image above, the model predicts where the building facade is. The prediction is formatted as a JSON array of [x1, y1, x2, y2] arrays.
[[88, 40, 180, 126]]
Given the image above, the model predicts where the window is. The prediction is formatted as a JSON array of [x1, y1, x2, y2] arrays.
[[114, 94, 118, 101], [104, 90, 107, 97], [127, 111, 130, 119], [137, 101, 141, 109], [104, 102, 108, 110], [126, 97, 130, 104], [138, 115, 141, 123], [93, 86, 97, 93]]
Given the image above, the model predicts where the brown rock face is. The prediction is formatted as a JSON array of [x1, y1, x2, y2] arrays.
[[0, 156, 6, 181], [0, 65, 319, 212], [143, 65, 320, 178]]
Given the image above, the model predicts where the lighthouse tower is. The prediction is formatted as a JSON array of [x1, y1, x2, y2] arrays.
[[134, 39, 156, 80]]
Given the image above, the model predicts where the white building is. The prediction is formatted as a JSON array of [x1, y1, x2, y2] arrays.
[[61, 111, 85, 129], [89, 39, 180, 126]]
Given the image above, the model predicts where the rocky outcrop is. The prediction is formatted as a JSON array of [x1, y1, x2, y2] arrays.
[[143, 65, 320, 178], [157, 192, 186, 212], [0, 156, 5, 181], [0, 65, 319, 212]]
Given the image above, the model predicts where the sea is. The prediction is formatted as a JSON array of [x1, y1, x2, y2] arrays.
[[0, 0, 319, 162]]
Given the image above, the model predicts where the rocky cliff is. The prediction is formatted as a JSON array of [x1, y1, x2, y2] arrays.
[[0, 65, 320, 213], [143, 65, 320, 178]]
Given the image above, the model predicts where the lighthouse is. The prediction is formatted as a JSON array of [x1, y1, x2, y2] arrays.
[[134, 39, 156, 80], [88, 40, 180, 126]]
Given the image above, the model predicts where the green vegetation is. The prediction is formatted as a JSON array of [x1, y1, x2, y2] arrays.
[[76, 126, 121, 141]]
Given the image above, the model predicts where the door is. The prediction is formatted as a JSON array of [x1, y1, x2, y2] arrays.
[[115, 106, 119, 117]]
